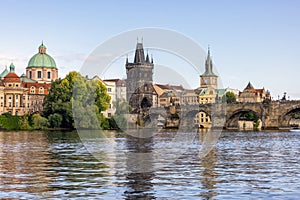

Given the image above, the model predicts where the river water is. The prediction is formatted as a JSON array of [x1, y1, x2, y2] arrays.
[[0, 130, 300, 199]]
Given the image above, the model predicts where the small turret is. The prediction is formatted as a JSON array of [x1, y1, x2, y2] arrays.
[[9, 63, 15, 72], [145, 50, 150, 63], [38, 42, 46, 54]]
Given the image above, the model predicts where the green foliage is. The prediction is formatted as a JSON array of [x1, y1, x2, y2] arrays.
[[48, 113, 63, 128], [293, 113, 300, 119], [43, 72, 76, 129], [0, 113, 20, 130], [32, 114, 49, 130], [111, 99, 130, 130], [18, 115, 32, 130], [242, 111, 259, 123], [113, 98, 130, 115], [43, 71, 111, 129], [225, 92, 237, 103]]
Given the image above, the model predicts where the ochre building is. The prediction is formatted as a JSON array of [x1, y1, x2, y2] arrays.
[[0, 43, 58, 115]]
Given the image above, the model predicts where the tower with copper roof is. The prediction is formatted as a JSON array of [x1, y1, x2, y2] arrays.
[[26, 42, 58, 83], [200, 47, 218, 90]]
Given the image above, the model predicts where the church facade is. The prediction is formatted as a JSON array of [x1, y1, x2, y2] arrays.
[[0, 43, 58, 115]]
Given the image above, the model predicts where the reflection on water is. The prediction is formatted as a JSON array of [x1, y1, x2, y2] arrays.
[[124, 134, 155, 199], [199, 149, 218, 199], [0, 131, 56, 198], [0, 130, 300, 199]]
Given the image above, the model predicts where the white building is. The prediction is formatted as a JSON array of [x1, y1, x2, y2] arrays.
[[103, 79, 126, 118]]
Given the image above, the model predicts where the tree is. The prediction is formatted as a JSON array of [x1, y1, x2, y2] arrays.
[[32, 113, 49, 129], [111, 98, 131, 130], [19, 115, 32, 130], [48, 113, 63, 128], [225, 92, 237, 103], [43, 75, 73, 129], [43, 71, 111, 129]]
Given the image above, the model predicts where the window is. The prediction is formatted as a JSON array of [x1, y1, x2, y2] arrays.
[[29, 71, 32, 79], [37, 71, 42, 78], [16, 95, 18, 99], [0, 103, 3, 107], [8, 102, 11, 107], [30, 86, 35, 94], [107, 88, 112, 92], [39, 87, 44, 94], [108, 113, 111, 117], [16, 84, 18, 87], [47, 71, 51, 79], [8, 84, 12, 87]]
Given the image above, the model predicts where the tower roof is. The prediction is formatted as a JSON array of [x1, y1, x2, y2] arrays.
[[4, 71, 20, 82], [134, 42, 145, 63], [27, 42, 57, 68], [245, 82, 254, 90], [0, 66, 8, 78], [201, 47, 217, 77]]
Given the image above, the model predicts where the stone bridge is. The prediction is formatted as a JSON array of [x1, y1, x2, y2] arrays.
[[149, 100, 300, 130]]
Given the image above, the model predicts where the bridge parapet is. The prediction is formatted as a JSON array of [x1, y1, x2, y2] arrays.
[[149, 100, 300, 129]]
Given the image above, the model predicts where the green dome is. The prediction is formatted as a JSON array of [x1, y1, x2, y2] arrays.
[[27, 43, 57, 68]]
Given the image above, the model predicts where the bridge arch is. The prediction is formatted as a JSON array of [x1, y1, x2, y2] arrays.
[[178, 107, 212, 130], [279, 105, 300, 128], [226, 109, 261, 129]]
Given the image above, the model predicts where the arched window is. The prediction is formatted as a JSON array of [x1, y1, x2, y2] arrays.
[[47, 71, 51, 79], [30, 86, 35, 94], [39, 87, 44, 94]]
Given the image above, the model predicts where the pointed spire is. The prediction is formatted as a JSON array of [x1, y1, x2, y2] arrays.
[[134, 40, 145, 63], [202, 45, 217, 77], [245, 82, 254, 90], [208, 45, 210, 58], [145, 49, 150, 63]]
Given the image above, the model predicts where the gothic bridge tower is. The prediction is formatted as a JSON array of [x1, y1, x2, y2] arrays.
[[126, 40, 154, 114]]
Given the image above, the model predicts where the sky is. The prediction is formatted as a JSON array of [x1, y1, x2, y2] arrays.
[[0, 0, 300, 99]]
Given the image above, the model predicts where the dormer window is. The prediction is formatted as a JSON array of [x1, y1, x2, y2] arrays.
[[39, 87, 44, 94], [30, 86, 35, 94]]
